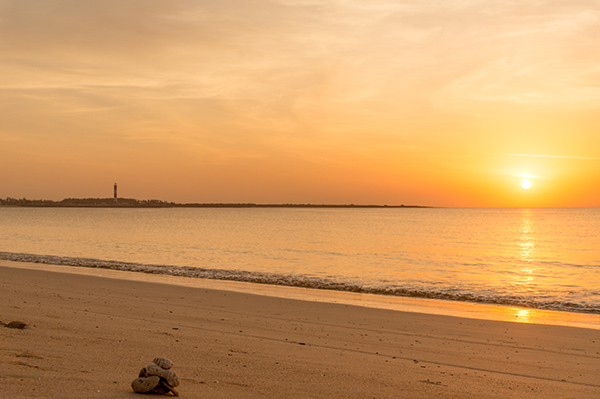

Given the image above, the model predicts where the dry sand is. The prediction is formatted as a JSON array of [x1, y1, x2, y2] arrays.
[[1, 264, 599, 398]]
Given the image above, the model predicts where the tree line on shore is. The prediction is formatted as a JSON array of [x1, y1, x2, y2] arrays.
[[1, 197, 426, 208], [0, 197, 174, 207]]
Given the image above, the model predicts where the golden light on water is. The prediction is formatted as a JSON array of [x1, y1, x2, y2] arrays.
[[516, 209, 537, 296], [519, 209, 535, 262], [513, 308, 532, 323]]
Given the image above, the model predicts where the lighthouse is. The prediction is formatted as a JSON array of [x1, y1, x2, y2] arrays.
[[114, 183, 118, 205]]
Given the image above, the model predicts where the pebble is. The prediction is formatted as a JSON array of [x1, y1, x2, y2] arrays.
[[5, 321, 28, 329], [132, 358, 179, 396], [131, 376, 160, 393], [153, 357, 174, 370]]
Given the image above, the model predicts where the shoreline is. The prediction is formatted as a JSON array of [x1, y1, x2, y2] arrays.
[[1, 201, 432, 208], [1, 264, 599, 398], [2, 260, 600, 330]]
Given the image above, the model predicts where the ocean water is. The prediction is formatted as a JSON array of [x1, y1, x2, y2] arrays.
[[0, 207, 598, 314]]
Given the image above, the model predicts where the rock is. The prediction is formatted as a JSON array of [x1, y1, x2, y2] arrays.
[[131, 376, 160, 393], [145, 364, 180, 387], [153, 357, 174, 370], [156, 380, 179, 396], [133, 358, 180, 395], [150, 383, 168, 394], [6, 321, 27, 329]]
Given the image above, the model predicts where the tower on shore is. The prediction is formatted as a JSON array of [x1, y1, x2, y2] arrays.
[[114, 183, 118, 205]]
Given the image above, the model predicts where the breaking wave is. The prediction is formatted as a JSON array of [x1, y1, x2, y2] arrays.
[[1, 251, 598, 314]]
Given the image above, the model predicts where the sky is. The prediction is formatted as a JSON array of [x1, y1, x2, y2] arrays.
[[1, 0, 599, 207]]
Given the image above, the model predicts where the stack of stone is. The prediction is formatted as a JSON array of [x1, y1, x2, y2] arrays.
[[131, 357, 180, 396]]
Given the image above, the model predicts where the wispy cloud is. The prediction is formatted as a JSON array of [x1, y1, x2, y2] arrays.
[[500, 153, 600, 160], [2, 0, 600, 205]]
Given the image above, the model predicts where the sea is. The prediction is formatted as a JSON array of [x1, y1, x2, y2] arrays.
[[1, 206, 599, 321]]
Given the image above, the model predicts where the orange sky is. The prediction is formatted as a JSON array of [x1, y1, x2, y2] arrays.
[[1, 1, 599, 207]]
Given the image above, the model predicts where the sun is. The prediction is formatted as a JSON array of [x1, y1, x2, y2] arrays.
[[521, 179, 532, 189]]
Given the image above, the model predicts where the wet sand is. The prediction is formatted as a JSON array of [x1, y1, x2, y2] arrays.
[[1, 264, 599, 398]]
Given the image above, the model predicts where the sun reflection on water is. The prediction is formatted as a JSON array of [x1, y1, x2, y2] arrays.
[[519, 209, 535, 262], [513, 209, 538, 292], [513, 308, 531, 323]]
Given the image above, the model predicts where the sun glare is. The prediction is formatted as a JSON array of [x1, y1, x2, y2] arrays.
[[521, 179, 532, 189]]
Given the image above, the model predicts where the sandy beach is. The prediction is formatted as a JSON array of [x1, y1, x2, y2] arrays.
[[1, 264, 599, 398]]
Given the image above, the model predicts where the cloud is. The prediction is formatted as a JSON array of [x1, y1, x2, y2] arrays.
[[500, 153, 600, 160], [2, 1, 600, 149], [3, 0, 599, 114], [430, 2, 600, 112]]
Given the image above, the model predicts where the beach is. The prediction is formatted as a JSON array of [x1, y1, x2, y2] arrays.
[[1, 263, 599, 398]]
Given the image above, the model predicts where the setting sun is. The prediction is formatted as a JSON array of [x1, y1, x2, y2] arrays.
[[0, 1, 599, 207], [521, 179, 532, 190]]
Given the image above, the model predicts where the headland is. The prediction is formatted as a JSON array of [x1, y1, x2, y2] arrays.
[[0, 197, 430, 208]]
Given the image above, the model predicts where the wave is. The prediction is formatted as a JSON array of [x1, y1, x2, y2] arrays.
[[1, 251, 598, 314]]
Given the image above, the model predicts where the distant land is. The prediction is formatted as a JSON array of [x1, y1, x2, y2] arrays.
[[0, 197, 430, 208]]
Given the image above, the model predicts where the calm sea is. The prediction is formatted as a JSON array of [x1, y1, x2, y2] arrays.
[[1, 207, 598, 315]]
